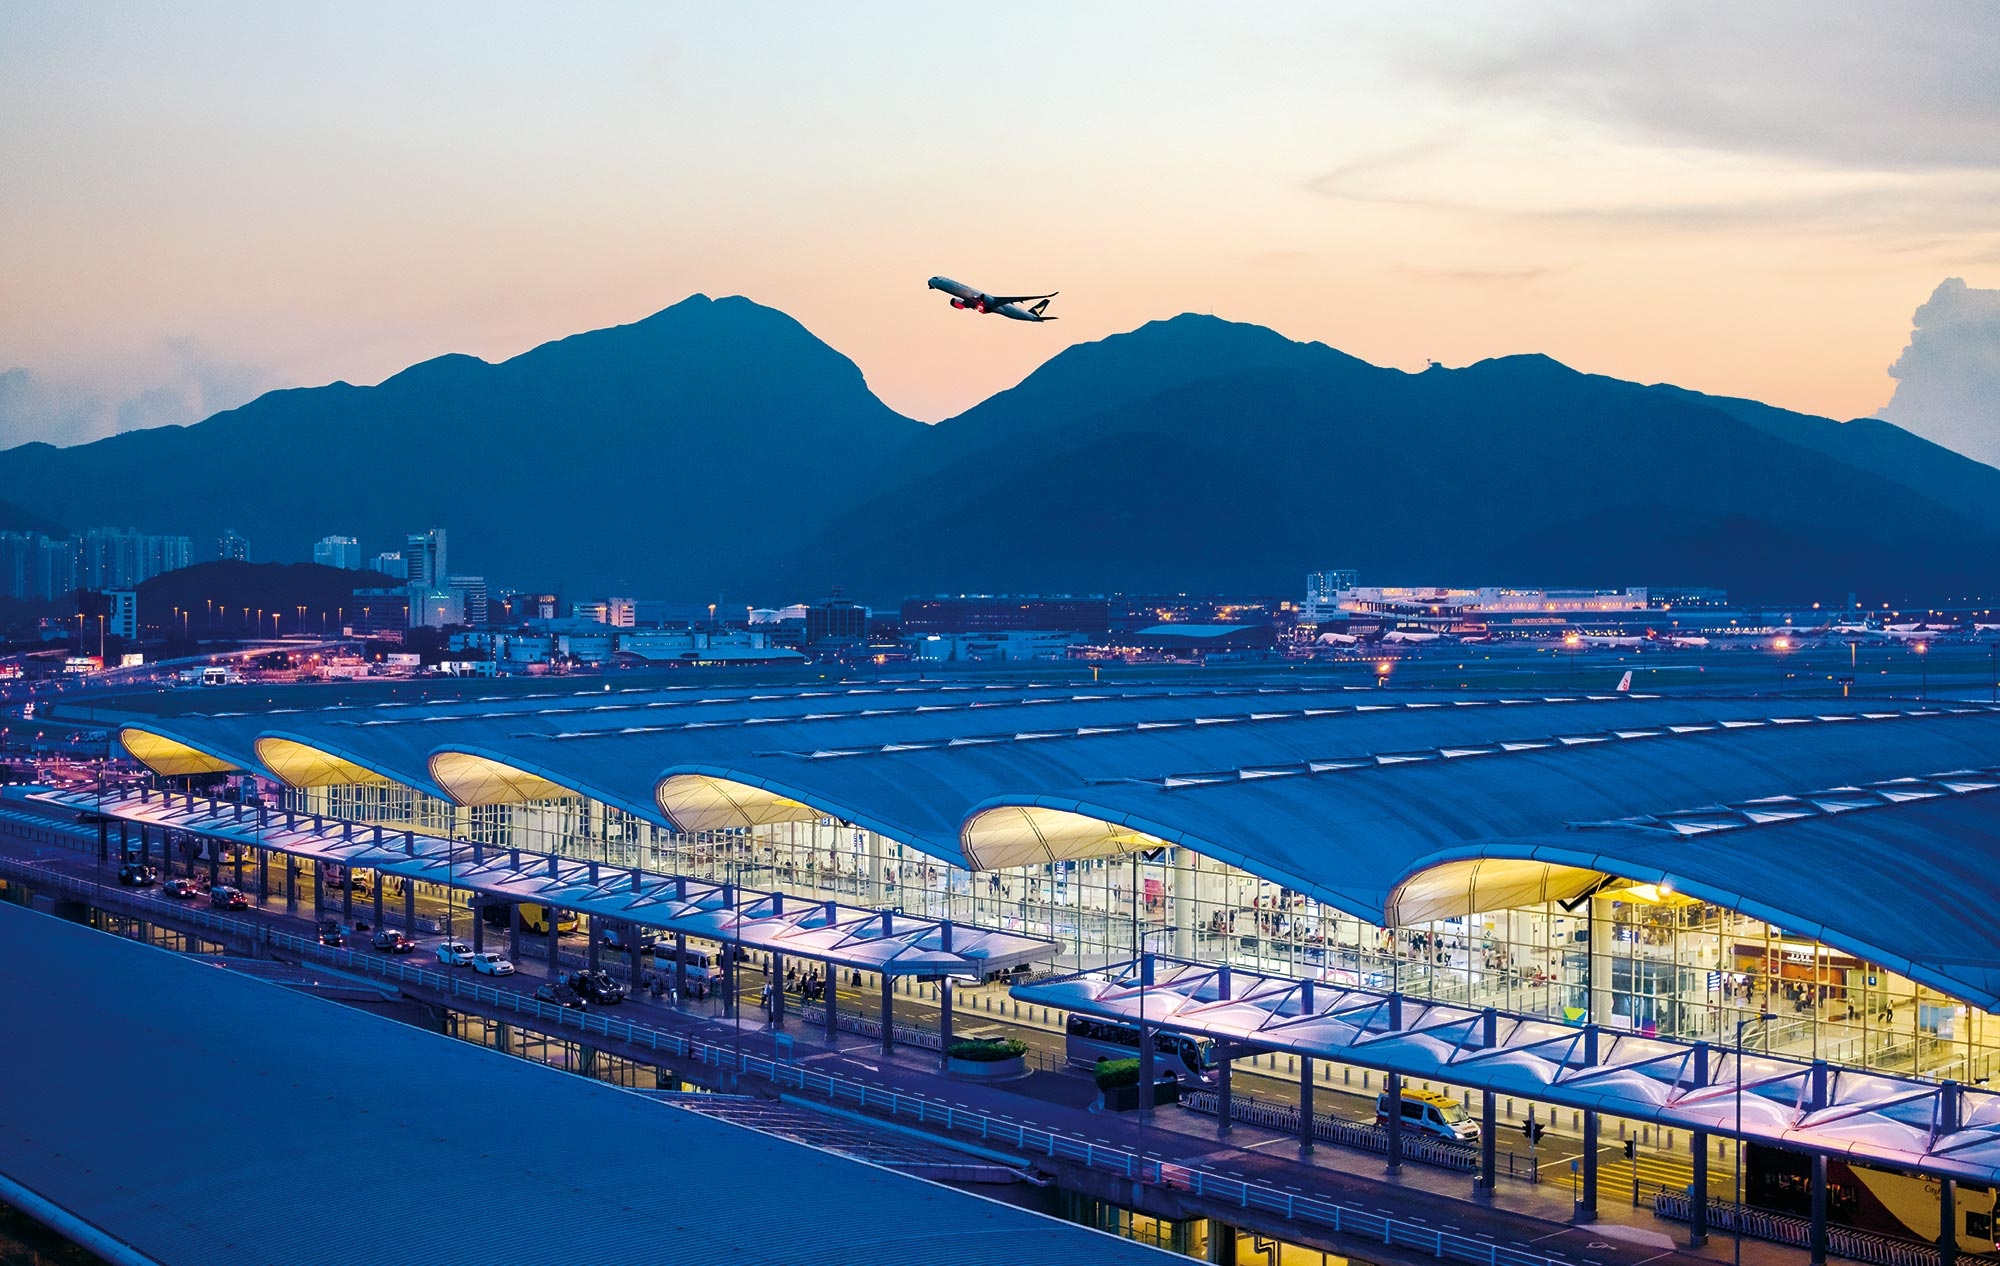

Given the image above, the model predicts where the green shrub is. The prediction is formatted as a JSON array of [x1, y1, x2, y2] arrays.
[[1094, 1057, 1140, 1089], [947, 1037, 1027, 1063]]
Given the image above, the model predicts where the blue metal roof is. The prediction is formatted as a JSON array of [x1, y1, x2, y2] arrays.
[[0, 901, 1172, 1266], [103, 682, 2000, 1009]]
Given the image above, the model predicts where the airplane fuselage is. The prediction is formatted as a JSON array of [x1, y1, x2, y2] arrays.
[[927, 276, 1055, 322]]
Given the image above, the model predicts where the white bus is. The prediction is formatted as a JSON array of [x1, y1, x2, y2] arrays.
[[1064, 1014, 1216, 1083]]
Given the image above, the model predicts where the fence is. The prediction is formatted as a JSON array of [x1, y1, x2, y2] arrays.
[[1653, 1190, 1998, 1266], [1180, 1089, 1481, 1172]]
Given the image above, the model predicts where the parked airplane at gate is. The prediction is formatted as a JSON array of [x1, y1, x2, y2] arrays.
[[927, 276, 1058, 322]]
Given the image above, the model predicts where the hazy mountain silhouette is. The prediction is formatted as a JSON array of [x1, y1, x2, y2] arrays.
[[793, 315, 2000, 603], [5, 303, 1997, 605], [0, 296, 919, 598]]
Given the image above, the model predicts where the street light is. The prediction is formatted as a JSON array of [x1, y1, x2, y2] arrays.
[[1915, 641, 1929, 701], [1563, 632, 1581, 687], [1734, 1011, 1776, 1266]]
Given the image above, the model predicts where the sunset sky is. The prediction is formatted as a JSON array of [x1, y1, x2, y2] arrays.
[[2, 2, 1996, 450]]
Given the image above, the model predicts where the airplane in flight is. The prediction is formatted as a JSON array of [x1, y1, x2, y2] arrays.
[[927, 276, 1058, 322]]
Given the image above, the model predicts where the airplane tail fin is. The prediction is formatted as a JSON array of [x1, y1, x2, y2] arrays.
[[1616, 670, 1633, 693], [1030, 298, 1055, 319]]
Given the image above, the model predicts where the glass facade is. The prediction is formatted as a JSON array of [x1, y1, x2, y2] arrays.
[[284, 779, 1989, 1084]]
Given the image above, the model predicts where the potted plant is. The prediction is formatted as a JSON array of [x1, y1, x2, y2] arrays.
[[1094, 1057, 1181, 1111], [945, 1037, 1028, 1078]]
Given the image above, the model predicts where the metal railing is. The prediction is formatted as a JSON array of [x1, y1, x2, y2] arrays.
[[1653, 1191, 1996, 1266]]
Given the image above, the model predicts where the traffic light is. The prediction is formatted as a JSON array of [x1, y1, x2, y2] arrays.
[[1624, 1138, 1638, 1161], [1521, 1119, 1546, 1144]]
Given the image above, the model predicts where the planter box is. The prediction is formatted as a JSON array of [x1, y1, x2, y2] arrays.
[[1099, 1079, 1182, 1112], [947, 1054, 1027, 1078]]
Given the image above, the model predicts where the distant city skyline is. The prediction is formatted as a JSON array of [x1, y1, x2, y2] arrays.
[[1, 3, 1996, 457]]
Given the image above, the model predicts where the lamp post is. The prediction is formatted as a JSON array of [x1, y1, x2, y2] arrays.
[[1563, 632, 1581, 688], [1734, 1012, 1776, 1266], [1915, 641, 1929, 701]]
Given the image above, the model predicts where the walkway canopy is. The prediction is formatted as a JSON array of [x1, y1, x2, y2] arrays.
[[48, 786, 1052, 979], [1014, 957, 2000, 1188]]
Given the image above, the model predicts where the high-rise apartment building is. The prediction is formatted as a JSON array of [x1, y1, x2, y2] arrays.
[[313, 535, 362, 569], [405, 529, 446, 589], [446, 575, 488, 627], [218, 529, 249, 562], [369, 551, 408, 580]]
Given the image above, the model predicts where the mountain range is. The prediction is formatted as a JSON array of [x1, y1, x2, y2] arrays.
[[4, 295, 1997, 606]]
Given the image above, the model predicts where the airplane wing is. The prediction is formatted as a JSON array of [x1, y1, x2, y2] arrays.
[[989, 291, 1057, 305]]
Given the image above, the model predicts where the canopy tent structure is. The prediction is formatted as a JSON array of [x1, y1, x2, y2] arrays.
[[1012, 957, 2000, 1187], [44, 785, 1053, 979]]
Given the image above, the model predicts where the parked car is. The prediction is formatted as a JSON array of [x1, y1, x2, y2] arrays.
[[566, 970, 625, 1005], [371, 929, 415, 954], [470, 952, 514, 976], [317, 921, 346, 947], [163, 877, 201, 900], [435, 940, 475, 966], [209, 885, 250, 910], [117, 862, 157, 887], [534, 982, 588, 1010]]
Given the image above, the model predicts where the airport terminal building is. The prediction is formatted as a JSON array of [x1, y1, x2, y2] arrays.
[[103, 676, 2000, 1093]]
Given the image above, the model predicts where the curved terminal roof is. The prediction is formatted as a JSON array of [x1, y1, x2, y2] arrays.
[[108, 679, 2000, 1007]]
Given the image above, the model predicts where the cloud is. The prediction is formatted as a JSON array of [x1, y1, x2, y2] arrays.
[[1877, 278, 2000, 468], [1443, 3, 2000, 174], [0, 340, 271, 451]]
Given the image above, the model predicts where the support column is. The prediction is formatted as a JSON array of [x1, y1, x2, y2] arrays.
[[509, 903, 521, 963], [1690, 1042, 1711, 1246], [1386, 993, 1405, 1172], [935, 921, 953, 1067], [1941, 1080, 1963, 1266], [674, 932, 688, 1002], [1478, 1008, 1498, 1193], [284, 856, 298, 913], [1171, 849, 1195, 959], [232, 846, 243, 889], [1578, 1025, 1600, 1221], [1137, 953, 1157, 1119], [824, 955, 839, 1041], [1810, 1060, 1829, 1266], [472, 906, 484, 952], [1298, 979, 1316, 1154], [342, 872, 353, 920], [404, 879, 416, 931], [1216, 964, 1233, 1137], [721, 942, 737, 1019], [206, 840, 219, 887], [546, 910, 560, 975], [587, 918, 601, 971], [880, 972, 894, 1055], [98, 818, 108, 864], [373, 879, 384, 929], [1588, 896, 1615, 1024], [116, 820, 127, 864], [257, 848, 269, 900]]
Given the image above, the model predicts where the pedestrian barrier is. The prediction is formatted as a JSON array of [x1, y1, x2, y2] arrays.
[[1180, 1090, 1480, 1172], [0, 847, 1597, 1266], [1652, 1191, 1997, 1266]]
